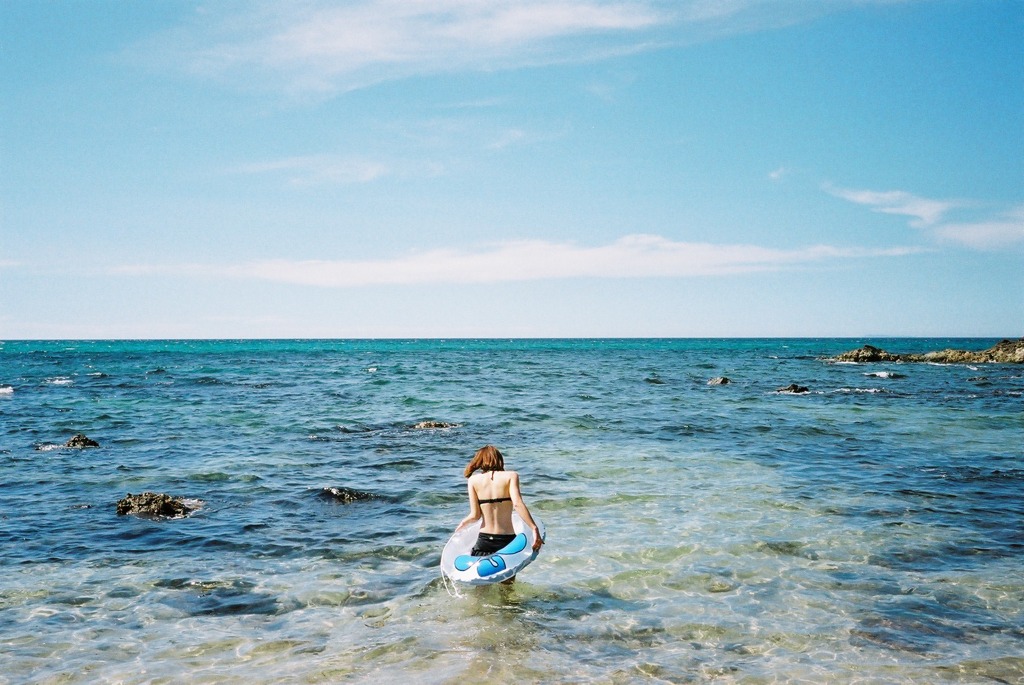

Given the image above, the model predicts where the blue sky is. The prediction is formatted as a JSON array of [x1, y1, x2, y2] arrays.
[[2, 0, 1021, 339]]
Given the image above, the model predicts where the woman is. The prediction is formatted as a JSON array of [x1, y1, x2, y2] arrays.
[[456, 445, 544, 557]]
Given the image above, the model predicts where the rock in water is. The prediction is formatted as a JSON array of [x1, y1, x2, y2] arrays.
[[65, 433, 100, 448], [318, 486, 377, 504], [411, 421, 459, 429], [708, 377, 731, 385], [834, 345, 903, 363], [117, 492, 194, 518], [777, 384, 810, 394]]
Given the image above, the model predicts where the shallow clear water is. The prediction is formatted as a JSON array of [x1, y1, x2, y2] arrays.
[[1, 338, 1021, 683]]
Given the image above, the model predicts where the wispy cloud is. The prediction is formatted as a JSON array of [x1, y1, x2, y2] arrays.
[[825, 184, 1024, 249], [487, 128, 529, 150], [823, 184, 963, 227], [112, 234, 921, 287], [231, 154, 443, 185], [933, 206, 1024, 250], [233, 155, 389, 185], [484, 125, 568, 150], [139, 1, 663, 95], [134, 1, 884, 96]]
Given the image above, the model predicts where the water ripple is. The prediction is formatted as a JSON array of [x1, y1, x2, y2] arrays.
[[0, 338, 1020, 682]]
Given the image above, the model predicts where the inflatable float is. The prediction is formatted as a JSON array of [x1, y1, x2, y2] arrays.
[[440, 511, 545, 586]]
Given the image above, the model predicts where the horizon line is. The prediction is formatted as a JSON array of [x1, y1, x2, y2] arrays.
[[3, 335, 1017, 343]]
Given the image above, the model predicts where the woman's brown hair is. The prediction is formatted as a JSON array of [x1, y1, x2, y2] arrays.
[[464, 444, 505, 477]]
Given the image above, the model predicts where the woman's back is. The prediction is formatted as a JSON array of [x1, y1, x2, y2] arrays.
[[470, 470, 515, 534]]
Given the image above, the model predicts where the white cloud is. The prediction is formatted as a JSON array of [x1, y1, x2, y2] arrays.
[[932, 206, 1024, 250], [231, 154, 443, 185], [135, 1, 885, 96], [144, 1, 664, 95], [487, 128, 529, 150], [484, 125, 567, 150], [823, 184, 962, 227], [826, 184, 1024, 249], [112, 234, 921, 287], [233, 155, 389, 185]]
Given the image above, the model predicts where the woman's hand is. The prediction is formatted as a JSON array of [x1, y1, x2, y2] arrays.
[[532, 528, 544, 551]]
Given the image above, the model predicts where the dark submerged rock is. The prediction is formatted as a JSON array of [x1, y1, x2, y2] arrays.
[[65, 433, 100, 448], [411, 421, 460, 429], [708, 377, 731, 385], [318, 486, 378, 504], [117, 492, 194, 518], [777, 384, 810, 394]]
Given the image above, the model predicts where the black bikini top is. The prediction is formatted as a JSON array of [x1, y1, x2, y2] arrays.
[[478, 496, 512, 504], [477, 469, 511, 504]]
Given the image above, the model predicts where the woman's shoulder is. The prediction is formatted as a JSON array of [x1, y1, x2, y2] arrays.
[[469, 470, 518, 483]]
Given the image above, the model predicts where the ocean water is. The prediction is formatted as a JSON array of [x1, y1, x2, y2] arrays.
[[1, 338, 1021, 684]]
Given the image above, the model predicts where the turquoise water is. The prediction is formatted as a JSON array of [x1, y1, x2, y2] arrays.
[[1, 338, 1021, 683]]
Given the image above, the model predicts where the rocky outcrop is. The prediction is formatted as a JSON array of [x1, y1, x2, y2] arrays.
[[777, 384, 810, 394], [318, 486, 378, 504], [986, 338, 1024, 363], [65, 433, 100, 448], [708, 377, 731, 385], [833, 345, 903, 363], [117, 492, 194, 518], [916, 338, 1024, 364], [835, 339, 1024, 364]]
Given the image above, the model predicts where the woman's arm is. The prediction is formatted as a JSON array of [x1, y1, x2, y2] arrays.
[[509, 471, 544, 551], [455, 479, 482, 531]]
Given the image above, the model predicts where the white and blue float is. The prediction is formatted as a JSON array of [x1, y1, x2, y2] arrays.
[[441, 511, 545, 586]]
